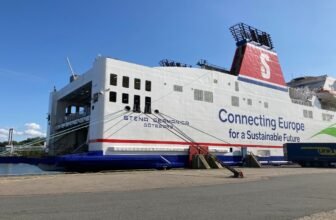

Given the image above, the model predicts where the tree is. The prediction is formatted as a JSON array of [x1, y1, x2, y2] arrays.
[[18, 137, 44, 146]]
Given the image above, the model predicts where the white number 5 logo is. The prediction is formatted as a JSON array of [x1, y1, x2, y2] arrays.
[[260, 53, 270, 79]]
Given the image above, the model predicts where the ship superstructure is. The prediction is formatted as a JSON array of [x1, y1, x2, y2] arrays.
[[46, 23, 336, 170]]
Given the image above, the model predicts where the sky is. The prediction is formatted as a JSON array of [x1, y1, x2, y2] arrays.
[[1, 0, 336, 141]]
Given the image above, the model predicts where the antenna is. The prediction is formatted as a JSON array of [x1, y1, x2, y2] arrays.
[[66, 57, 75, 77], [66, 57, 78, 82]]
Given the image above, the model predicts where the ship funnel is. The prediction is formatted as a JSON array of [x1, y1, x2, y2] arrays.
[[230, 23, 287, 92]]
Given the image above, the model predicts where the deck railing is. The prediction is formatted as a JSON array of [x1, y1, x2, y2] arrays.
[[55, 112, 90, 130]]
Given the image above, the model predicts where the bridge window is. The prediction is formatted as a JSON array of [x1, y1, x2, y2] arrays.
[[322, 113, 333, 121], [308, 111, 313, 118], [194, 89, 203, 101], [204, 91, 213, 103], [145, 80, 151, 91], [235, 81, 239, 91], [231, 96, 239, 107], [303, 110, 313, 119], [122, 93, 129, 104], [264, 102, 269, 108], [110, 74, 117, 86], [134, 78, 141, 90], [122, 76, 129, 88], [174, 85, 183, 92], [109, 91, 117, 102], [303, 110, 308, 118]]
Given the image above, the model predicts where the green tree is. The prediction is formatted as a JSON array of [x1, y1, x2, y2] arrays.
[[18, 137, 44, 146]]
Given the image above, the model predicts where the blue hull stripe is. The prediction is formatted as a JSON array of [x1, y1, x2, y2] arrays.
[[50, 154, 286, 170], [0, 153, 287, 171]]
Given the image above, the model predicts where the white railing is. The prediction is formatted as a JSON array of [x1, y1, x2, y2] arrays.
[[56, 112, 90, 130], [291, 99, 312, 107], [0, 145, 45, 156], [63, 111, 90, 124]]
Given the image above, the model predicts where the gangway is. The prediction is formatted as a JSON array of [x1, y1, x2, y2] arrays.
[[189, 145, 244, 178]]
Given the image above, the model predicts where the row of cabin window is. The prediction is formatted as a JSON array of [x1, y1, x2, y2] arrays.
[[298, 110, 334, 121], [109, 92, 151, 113], [303, 110, 334, 121], [109, 91, 151, 104], [231, 96, 268, 108], [110, 74, 151, 91], [231, 98, 333, 121]]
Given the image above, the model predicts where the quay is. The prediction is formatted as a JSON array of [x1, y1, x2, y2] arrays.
[[0, 168, 336, 219]]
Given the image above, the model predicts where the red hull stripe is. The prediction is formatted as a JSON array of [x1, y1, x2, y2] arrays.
[[89, 139, 283, 149]]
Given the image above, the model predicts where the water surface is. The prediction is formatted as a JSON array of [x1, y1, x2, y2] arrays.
[[0, 163, 60, 176]]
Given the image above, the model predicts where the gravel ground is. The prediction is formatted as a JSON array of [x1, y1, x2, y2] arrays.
[[296, 209, 336, 220]]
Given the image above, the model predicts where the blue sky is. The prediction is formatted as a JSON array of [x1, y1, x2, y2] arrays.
[[1, 0, 336, 141]]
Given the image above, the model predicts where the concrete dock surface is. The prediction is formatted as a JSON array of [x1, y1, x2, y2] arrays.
[[1, 167, 336, 219]]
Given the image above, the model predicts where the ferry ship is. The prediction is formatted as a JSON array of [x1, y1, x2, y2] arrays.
[[45, 23, 336, 170]]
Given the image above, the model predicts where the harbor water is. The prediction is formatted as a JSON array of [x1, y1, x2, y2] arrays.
[[0, 163, 59, 176]]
